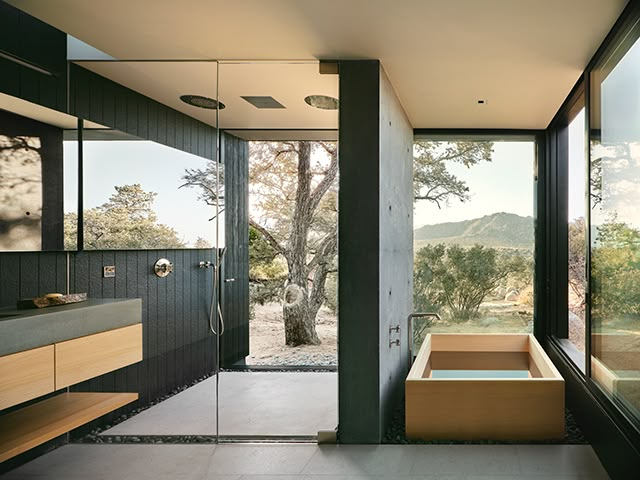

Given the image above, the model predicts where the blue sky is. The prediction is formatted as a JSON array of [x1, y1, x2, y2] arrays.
[[413, 141, 535, 228]]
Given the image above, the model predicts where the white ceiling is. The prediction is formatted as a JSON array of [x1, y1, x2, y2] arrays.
[[8, 0, 630, 129], [73, 61, 339, 133]]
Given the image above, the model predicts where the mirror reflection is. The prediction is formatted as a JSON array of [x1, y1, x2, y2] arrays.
[[0, 95, 79, 251], [81, 127, 222, 250]]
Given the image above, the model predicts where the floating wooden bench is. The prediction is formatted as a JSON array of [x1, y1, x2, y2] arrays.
[[0, 392, 137, 463]]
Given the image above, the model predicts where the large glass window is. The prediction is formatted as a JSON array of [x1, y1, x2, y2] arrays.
[[568, 107, 587, 353], [412, 138, 535, 349], [590, 31, 640, 423]]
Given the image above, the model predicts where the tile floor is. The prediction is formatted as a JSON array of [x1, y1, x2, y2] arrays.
[[1, 443, 610, 479], [101, 372, 338, 436]]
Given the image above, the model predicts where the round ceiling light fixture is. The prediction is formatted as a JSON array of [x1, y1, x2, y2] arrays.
[[304, 95, 338, 110], [180, 94, 225, 110]]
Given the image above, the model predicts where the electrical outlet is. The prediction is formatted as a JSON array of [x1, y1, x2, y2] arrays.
[[103, 266, 116, 278]]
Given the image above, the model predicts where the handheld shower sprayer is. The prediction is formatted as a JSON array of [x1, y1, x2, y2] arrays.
[[206, 247, 228, 336]]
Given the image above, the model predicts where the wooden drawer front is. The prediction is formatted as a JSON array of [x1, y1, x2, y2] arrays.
[[55, 324, 142, 389], [0, 346, 55, 410]]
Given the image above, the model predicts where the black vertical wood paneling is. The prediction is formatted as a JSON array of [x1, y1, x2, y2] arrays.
[[0, 2, 67, 113], [69, 65, 217, 161], [221, 133, 250, 366], [0, 254, 20, 307]]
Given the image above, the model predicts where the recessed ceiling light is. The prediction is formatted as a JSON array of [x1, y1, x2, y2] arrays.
[[304, 95, 338, 110], [180, 95, 225, 110]]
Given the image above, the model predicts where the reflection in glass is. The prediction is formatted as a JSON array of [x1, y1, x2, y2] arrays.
[[568, 108, 587, 352], [0, 132, 42, 250], [0, 107, 78, 251], [590, 34, 640, 422], [412, 140, 535, 350], [81, 129, 221, 250]]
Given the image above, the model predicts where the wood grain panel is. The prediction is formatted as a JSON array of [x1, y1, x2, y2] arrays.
[[406, 378, 565, 440], [0, 392, 137, 463], [55, 324, 142, 389], [406, 333, 565, 440], [431, 333, 530, 352], [430, 351, 530, 372], [529, 335, 563, 378], [0, 346, 54, 410]]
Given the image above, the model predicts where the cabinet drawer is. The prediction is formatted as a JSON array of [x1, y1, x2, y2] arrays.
[[0, 346, 54, 410], [55, 324, 142, 389]]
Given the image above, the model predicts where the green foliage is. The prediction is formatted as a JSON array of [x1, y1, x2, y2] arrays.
[[568, 217, 587, 301], [248, 225, 286, 314], [413, 141, 493, 207], [592, 218, 640, 321], [414, 243, 529, 321], [65, 184, 185, 250]]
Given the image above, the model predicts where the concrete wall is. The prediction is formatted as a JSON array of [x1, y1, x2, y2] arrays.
[[338, 60, 413, 443], [378, 68, 414, 431]]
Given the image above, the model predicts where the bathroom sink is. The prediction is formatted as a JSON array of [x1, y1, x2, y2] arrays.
[[0, 298, 142, 356]]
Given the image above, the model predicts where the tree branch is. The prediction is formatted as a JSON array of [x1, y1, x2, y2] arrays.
[[306, 231, 337, 272], [249, 218, 286, 256], [308, 146, 338, 214]]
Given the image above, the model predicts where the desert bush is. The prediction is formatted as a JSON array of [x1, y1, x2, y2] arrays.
[[414, 243, 530, 321]]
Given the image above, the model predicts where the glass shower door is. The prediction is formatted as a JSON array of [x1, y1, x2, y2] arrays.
[[70, 58, 222, 440]]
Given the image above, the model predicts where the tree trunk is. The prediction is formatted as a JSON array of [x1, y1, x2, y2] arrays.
[[279, 141, 337, 346], [283, 283, 320, 346]]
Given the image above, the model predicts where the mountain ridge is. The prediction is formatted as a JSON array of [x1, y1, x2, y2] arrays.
[[414, 212, 533, 249]]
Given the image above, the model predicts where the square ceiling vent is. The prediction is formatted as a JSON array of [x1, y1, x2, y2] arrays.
[[241, 96, 286, 109]]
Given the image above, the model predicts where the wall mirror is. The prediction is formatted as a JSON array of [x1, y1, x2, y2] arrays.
[[0, 93, 79, 251], [81, 125, 221, 250]]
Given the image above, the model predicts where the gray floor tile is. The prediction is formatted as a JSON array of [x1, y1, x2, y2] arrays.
[[301, 445, 418, 476], [5, 444, 215, 479], [103, 372, 337, 437], [206, 444, 317, 475], [238, 476, 465, 480], [410, 445, 521, 475], [516, 445, 610, 478], [1, 443, 611, 480], [469, 476, 605, 480]]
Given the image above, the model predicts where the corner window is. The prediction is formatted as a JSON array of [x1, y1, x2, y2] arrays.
[[590, 30, 640, 423]]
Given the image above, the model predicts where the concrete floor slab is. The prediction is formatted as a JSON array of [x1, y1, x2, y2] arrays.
[[0, 444, 610, 480], [102, 372, 337, 436]]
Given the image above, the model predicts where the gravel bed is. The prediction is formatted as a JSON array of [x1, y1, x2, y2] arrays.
[[382, 398, 587, 445]]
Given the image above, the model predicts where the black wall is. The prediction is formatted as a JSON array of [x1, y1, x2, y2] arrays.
[[0, 1, 250, 434], [0, 1, 67, 112], [69, 64, 216, 161], [0, 249, 216, 408], [220, 134, 250, 366]]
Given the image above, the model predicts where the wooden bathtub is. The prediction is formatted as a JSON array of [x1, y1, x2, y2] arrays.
[[405, 333, 565, 440]]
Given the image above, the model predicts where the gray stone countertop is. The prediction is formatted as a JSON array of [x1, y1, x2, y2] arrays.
[[0, 298, 142, 356]]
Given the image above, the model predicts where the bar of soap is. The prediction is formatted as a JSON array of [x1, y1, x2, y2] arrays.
[[45, 293, 64, 299]]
